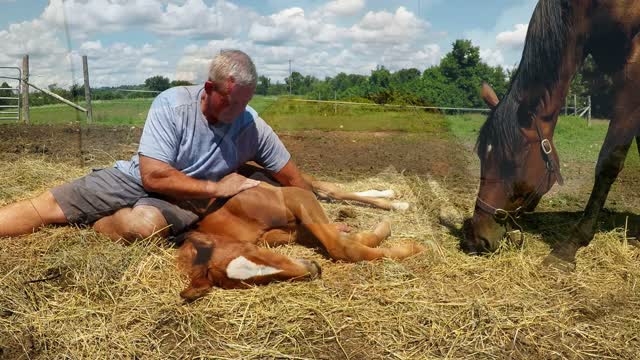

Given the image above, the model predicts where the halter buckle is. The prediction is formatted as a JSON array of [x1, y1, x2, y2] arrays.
[[494, 209, 510, 222], [512, 206, 525, 218], [541, 139, 553, 155]]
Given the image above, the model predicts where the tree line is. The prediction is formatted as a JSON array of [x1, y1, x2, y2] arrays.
[[18, 39, 613, 118]]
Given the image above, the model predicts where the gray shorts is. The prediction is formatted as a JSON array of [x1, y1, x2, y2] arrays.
[[50, 168, 201, 235]]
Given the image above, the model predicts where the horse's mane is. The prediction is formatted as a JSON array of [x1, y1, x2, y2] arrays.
[[477, 0, 572, 164]]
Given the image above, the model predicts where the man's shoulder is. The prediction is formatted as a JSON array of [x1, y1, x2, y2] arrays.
[[155, 85, 203, 109], [244, 105, 259, 119]]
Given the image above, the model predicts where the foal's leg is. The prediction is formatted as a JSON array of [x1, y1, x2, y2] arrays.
[[286, 189, 422, 261], [346, 219, 391, 247], [311, 179, 410, 211], [259, 229, 295, 246]]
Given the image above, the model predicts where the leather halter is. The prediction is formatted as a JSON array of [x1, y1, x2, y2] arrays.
[[475, 118, 564, 228]]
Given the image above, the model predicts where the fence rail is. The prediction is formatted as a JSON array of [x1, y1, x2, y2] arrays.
[[0, 66, 21, 121], [292, 99, 491, 113]]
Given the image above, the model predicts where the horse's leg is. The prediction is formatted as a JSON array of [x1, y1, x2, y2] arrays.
[[545, 62, 640, 268], [346, 219, 391, 247], [312, 180, 410, 211], [286, 189, 422, 261], [259, 229, 295, 246], [178, 233, 320, 301]]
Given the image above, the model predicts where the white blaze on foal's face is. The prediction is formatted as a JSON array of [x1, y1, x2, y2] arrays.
[[226, 256, 283, 280]]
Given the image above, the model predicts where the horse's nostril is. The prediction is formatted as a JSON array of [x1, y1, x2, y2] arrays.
[[478, 236, 492, 252]]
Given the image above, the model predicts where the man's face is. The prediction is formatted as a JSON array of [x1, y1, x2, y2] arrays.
[[204, 79, 255, 124]]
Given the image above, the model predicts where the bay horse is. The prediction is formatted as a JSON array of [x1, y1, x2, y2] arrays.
[[177, 166, 421, 301], [463, 0, 640, 270]]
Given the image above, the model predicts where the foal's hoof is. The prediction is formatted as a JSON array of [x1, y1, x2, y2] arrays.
[[542, 253, 576, 272], [297, 259, 322, 279], [391, 201, 410, 211], [374, 218, 392, 239]]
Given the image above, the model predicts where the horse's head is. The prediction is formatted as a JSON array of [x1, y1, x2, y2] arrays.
[[462, 83, 563, 254]]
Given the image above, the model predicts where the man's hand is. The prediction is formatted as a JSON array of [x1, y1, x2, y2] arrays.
[[211, 173, 261, 198]]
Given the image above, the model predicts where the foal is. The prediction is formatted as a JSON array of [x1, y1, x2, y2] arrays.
[[177, 181, 423, 301]]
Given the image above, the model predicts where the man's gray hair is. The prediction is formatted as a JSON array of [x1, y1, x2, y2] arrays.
[[208, 50, 257, 88]]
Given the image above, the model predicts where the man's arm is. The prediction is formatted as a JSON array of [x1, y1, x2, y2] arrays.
[[140, 155, 259, 199], [271, 160, 313, 191]]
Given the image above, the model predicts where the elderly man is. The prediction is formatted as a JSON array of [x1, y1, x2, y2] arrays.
[[0, 50, 311, 241]]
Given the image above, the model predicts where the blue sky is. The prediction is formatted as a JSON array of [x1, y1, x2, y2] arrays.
[[0, 0, 537, 88]]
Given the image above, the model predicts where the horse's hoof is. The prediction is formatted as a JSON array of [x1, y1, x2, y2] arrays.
[[374, 218, 392, 239], [180, 285, 212, 302], [391, 201, 410, 211], [542, 253, 576, 272], [297, 259, 322, 279]]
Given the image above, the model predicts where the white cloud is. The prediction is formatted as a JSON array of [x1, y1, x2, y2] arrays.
[[321, 0, 365, 17], [0, 19, 65, 59], [479, 48, 505, 67], [40, 0, 255, 39], [248, 8, 306, 45], [0, 2, 447, 87], [150, 0, 255, 39], [350, 7, 428, 44], [80, 41, 103, 51], [41, 0, 162, 38], [496, 23, 527, 49], [462, 0, 537, 69]]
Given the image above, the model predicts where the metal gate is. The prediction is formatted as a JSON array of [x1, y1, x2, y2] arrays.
[[0, 66, 21, 121]]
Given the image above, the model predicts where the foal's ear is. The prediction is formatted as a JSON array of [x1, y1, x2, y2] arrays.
[[480, 82, 499, 109]]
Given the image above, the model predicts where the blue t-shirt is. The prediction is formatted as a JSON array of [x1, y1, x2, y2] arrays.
[[115, 85, 290, 183]]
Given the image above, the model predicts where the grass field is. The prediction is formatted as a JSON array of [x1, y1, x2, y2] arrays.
[[23, 95, 280, 126]]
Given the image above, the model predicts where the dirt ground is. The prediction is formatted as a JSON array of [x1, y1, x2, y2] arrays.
[[0, 122, 477, 211], [0, 124, 471, 178]]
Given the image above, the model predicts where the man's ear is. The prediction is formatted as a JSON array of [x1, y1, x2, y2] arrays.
[[480, 82, 499, 109], [204, 80, 214, 94]]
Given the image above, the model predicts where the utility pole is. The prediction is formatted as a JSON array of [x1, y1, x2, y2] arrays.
[[288, 59, 292, 95]]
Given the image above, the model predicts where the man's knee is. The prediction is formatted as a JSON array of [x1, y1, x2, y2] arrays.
[[34, 191, 67, 224], [123, 206, 170, 241]]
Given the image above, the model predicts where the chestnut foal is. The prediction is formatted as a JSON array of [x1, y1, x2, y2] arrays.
[[178, 180, 422, 301]]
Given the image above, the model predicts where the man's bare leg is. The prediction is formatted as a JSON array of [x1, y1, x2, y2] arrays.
[[0, 191, 67, 237], [93, 205, 170, 243]]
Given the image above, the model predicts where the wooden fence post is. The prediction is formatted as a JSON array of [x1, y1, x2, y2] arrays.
[[82, 55, 93, 123], [21, 55, 29, 124], [587, 95, 592, 127]]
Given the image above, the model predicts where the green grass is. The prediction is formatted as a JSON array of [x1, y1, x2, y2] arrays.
[[22, 95, 280, 126], [446, 113, 640, 167], [261, 99, 448, 133], [28, 98, 152, 126]]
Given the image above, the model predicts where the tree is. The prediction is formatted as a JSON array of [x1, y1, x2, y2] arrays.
[[367, 66, 392, 104], [170, 80, 193, 87], [577, 54, 613, 118], [256, 75, 270, 95], [392, 68, 421, 85], [0, 82, 11, 106], [145, 75, 171, 92], [434, 39, 508, 107], [285, 71, 304, 95]]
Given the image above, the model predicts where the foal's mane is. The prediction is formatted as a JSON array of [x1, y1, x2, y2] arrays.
[[477, 0, 573, 163]]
